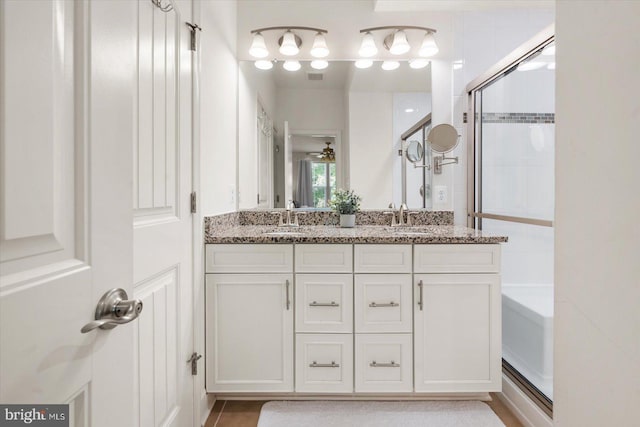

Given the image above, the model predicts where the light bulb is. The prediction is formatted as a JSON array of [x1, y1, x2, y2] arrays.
[[381, 60, 400, 71], [409, 59, 429, 69], [249, 32, 269, 58], [283, 60, 301, 71], [389, 30, 410, 55], [254, 60, 273, 70], [279, 30, 299, 56], [310, 33, 329, 58], [310, 60, 328, 70], [354, 59, 373, 69], [419, 32, 438, 57], [358, 32, 378, 57]]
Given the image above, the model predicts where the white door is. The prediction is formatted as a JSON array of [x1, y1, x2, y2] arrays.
[[0, 0, 137, 425], [132, 0, 195, 426]]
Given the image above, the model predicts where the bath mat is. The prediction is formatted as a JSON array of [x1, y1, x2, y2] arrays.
[[257, 400, 505, 427]]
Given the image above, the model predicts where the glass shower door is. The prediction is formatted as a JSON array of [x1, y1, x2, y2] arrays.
[[471, 41, 556, 412]]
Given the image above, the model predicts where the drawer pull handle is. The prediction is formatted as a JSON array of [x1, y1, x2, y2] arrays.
[[285, 279, 290, 310], [309, 301, 340, 307], [309, 361, 340, 368], [370, 361, 400, 368], [418, 280, 424, 311], [369, 301, 399, 308]]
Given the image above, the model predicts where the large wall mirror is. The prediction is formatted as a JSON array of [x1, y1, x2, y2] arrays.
[[238, 60, 432, 210]]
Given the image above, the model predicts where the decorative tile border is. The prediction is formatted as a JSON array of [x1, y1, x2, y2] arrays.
[[463, 112, 555, 124]]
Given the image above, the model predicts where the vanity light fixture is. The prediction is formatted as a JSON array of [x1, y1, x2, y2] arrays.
[[248, 26, 329, 59], [283, 60, 301, 71], [354, 59, 373, 69], [310, 60, 329, 70], [418, 31, 439, 57], [254, 59, 274, 70], [358, 32, 378, 57], [359, 26, 438, 58], [409, 58, 429, 69], [249, 32, 269, 58], [381, 60, 400, 71]]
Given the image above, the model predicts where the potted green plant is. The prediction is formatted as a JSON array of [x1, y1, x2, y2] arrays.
[[331, 189, 362, 228]]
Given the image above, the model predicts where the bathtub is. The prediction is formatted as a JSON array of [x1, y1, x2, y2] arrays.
[[502, 284, 554, 398]]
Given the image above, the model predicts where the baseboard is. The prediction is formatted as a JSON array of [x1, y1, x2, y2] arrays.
[[496, 374, 552, 427], [212, 392, 491, 401], [200, 390, 215, 427]]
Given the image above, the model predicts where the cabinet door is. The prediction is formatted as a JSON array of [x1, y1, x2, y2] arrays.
[[206, 274, 293, 392], [296, 274, 353, 333], [414, 274, 501, 392]]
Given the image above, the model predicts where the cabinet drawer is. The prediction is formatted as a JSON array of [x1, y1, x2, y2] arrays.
[[295, 334, 353, 393], [414, 244, 500, 273], [354, 245, 412, 273], [355, 274, 412, 333], [296, 274, 353, 333], [295, 244, 353, 273], [206, 244, 293, 273], [355, 334, 413, 392]]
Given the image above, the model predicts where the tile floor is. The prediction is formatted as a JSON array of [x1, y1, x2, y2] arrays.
[[204, 394, 524, 427]]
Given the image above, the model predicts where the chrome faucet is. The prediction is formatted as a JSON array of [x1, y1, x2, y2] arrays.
[[270, 201, 305, 227], [385, 203, 416, 226]]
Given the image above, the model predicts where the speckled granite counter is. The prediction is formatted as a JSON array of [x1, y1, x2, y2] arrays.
[[205, 225, 507, 244]]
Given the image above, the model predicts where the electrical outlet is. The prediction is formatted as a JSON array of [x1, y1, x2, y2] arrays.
[[435, 185, 447, 203]]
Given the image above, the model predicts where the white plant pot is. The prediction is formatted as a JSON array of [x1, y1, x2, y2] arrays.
[[339, 214, 356, 228]]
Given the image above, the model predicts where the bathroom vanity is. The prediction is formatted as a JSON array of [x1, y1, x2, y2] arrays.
[[204, 211, 507, 398]]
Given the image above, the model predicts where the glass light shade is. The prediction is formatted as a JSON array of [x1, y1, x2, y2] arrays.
[[249, 32, 269, 58], [283, 60, 301, 71], [279, 30, 299, 56], [409, 58, 429, 69], [254, 60, 273, 70], [358, 32, 378, 57], [381, 60, 400, 71], [389, 30, 410, 55], [310, 60, 328, 70], [354, 59, 373, 69], [419, 32, 439, 57], [310, 33, 330, 58]]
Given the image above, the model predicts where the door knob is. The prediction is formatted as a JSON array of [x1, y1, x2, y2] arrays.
[[81, 288, 143, 333]]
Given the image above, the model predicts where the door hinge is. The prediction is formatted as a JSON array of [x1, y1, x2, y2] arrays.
[[187, 352, 202, 375], [190, 191, 197, 214], [185, 22, 202, 51]]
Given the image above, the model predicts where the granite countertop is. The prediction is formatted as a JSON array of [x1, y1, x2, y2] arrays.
[[205, 225, 508, 244]]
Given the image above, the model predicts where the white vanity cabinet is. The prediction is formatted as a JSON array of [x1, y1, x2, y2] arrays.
[[204, 241, 502, 396], [414, 245, 502, 392], [205, 245, 294, 392]]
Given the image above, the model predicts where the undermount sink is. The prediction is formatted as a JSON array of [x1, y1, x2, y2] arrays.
[[393, 230, 432, 236], [263, 231, 305, 236]]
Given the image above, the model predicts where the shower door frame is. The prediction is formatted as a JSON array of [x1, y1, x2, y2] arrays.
[[466, 24, 555, 418]]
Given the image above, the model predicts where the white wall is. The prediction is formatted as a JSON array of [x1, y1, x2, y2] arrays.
[[199, 0, 238, 215], [554, 1, 640, 426], [348, 92, 394, 208]]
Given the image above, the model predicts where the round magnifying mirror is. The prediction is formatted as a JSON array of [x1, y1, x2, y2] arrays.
[[406, 140, 423, 163], [427, 124, 459, 154]]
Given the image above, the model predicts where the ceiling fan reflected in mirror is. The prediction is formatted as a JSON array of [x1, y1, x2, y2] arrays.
[[320, 142, 335, 162]]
